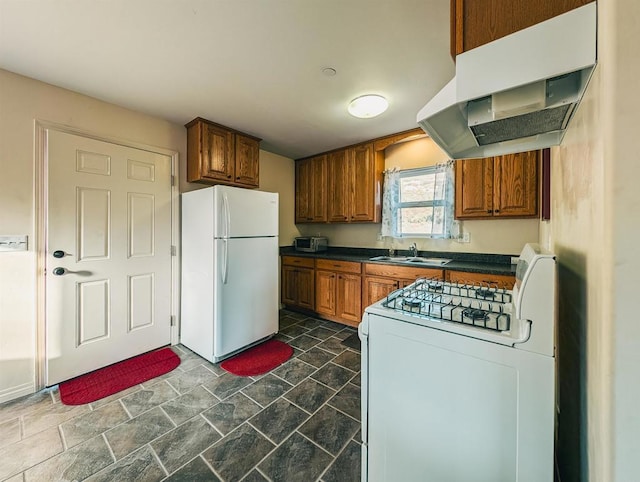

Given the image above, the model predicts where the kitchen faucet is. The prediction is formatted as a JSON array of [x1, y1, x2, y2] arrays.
[[409, 243, 417, 257]]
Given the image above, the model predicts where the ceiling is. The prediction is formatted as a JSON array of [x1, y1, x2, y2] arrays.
[[0, 0, 454, 159]]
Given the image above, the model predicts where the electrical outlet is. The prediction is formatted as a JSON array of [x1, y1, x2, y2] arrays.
[[511, 256, 520, 265], [459, 232, 470, 243], [376, 232, 383, 241]]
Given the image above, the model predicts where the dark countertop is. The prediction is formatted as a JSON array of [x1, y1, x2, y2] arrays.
[[280, 246, 517, 276]]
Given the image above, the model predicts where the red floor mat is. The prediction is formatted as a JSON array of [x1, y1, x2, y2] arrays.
[[221, 339, 293, 376], [59, 347, 180, 405]]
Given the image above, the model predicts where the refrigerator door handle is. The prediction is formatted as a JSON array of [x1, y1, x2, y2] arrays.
[[222, 239, 229, 284], [222, 193, 231, 239]]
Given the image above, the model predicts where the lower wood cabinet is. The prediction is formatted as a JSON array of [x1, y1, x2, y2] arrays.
[[281, 256, 315, 311], [445, 270, 515, 289], [362, 263, 444, 308], [362, 276, 400, 308], [315, 259, 362, 327], [281, 255, 515, 327]]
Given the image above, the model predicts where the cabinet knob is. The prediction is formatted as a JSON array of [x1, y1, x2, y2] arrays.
[[487, 210, 493, 214], [494, 210, 500, 213], [227, 175, 232, 179]]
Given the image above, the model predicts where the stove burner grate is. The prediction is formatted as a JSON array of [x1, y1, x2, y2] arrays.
[[462, 308, 489, 321], [475, 288, 495, 299], [383, 277, 511, 332]]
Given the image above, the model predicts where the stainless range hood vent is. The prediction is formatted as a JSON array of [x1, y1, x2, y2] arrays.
[[470, 104, 573, 146], [417, 3, 597, 159]]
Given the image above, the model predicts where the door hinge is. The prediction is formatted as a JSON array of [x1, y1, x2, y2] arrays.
[[170, 315, 176, 326], [171, 175, 176, 187], [171, 245, 177, 256]]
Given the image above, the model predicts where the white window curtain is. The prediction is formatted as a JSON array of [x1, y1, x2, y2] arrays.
[[381, 161, 455, 239], [381, 168, 400, 237]]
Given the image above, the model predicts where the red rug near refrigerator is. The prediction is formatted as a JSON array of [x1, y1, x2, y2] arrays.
[[59, 347, 181, 405], [221, 339, 293, 376]]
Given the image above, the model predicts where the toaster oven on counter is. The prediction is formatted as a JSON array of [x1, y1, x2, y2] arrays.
[[294, 236, 328, 252]]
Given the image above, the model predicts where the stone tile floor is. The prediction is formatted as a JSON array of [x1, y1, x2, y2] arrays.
[[0, 310, 361, 482]]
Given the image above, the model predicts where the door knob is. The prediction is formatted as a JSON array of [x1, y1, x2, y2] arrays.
[[53, 250, 65, 258], [52, 267, 66, 276]]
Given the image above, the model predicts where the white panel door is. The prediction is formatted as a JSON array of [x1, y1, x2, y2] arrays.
[[46, 130, 173, 385]]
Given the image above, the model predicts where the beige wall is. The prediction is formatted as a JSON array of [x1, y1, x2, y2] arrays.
[[300, 137, 539, 255], [257, 150, 300, 246], [0, 69, 187, 401], [181, 150, 298, 246], [0, 69, 298, 402], [541, 1, 640, 480]]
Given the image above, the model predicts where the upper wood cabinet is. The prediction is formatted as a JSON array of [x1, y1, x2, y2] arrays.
[[328, 142, 383, 223], [186, 117, 260, 188], [455, 150, 539, 219], [295, 155, 327, 223], [350, 143, 382, 223], [451, 0, 594, 57], [327, 150, 349, 222], [297, 142, 383, 224]]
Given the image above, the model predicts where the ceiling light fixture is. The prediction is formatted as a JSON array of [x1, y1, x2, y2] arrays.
[[348, 94, 389, 118]]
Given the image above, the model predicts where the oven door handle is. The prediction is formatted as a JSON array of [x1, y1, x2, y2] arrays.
[[512, 319, 532, 346]]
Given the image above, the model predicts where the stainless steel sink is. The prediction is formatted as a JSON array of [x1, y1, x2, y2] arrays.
[[368, 255, 451, 266], [403, 257, 452, 266], [368, 255, 405, 261]]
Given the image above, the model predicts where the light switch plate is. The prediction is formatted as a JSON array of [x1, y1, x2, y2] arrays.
[[0, 235, 28, 251]]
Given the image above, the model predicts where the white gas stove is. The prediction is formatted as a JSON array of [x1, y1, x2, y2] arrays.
[[360, 243, 556, 482]]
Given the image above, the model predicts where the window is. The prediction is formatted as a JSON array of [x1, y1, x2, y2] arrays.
[[381, 163, 454, 238]]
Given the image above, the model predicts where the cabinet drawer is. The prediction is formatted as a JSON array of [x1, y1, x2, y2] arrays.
[[315, 258, 362, 274], [364, 263, 443, 281], [282, 256, 315, 269], [445, 270, 515, 289]]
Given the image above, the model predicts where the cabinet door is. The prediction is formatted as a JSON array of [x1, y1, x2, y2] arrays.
[[315, 270, 336, 317], [350, 143, 381, 222], [446, 270, 516, 289], [363, 276, 399, 308], [235, 134, 259, 187], [493, 150, 538, 217], [451, 0, 594, 56], [327, 150, 350, 222], [310, 155, 328, 222], [336, 274, 362, 324], [202, 122, 235, 181], [295, 159, 312, 223], [282, 266, 299, 306], [296, 268, 315, 310], [455, 158, 494, 218], [295, 157, 327, 223]]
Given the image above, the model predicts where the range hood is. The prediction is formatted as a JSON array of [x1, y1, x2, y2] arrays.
[[417, 3, 597, 159]]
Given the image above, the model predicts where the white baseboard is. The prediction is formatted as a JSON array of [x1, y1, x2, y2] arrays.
[[0, 382, 36, 404]]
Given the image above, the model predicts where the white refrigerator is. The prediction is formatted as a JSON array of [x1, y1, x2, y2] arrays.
[[181, 185, 279, 362]]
